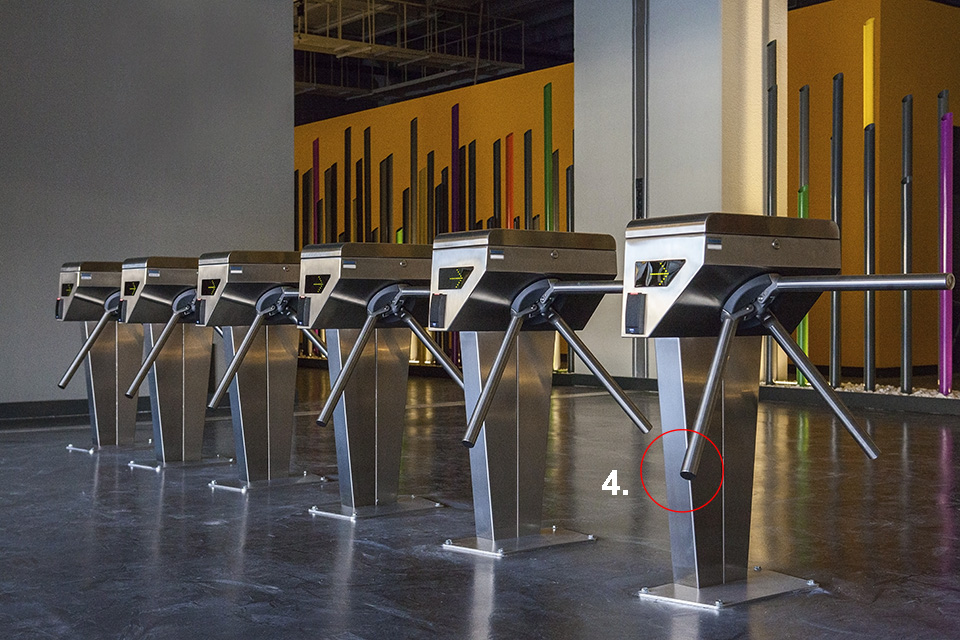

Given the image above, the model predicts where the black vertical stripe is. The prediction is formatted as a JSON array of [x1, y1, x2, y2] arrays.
[[523, 129, 533, 230]]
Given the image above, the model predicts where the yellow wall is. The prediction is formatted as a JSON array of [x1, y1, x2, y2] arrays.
[[789, 0, 960, 368], [294, 64, 574, 245]]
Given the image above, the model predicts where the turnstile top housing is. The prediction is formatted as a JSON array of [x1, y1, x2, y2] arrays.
[[298, 243, 432, 329], [621, 212, 840, 338], [429, 229, 618, 332], [196, 251, 300, 326], [121, 257, 199, 323], [57, 262, 122, 321]]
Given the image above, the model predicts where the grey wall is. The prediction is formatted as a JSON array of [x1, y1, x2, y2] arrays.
[[0, 3, 293, 404], [573, 0, 637, 377]]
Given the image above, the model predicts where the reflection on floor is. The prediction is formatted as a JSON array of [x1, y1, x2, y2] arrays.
[[1, 368, 959, 639]]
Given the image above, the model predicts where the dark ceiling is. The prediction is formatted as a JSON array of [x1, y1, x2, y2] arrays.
[[296, 0, 958, 125], [295, 0, 573, 125]]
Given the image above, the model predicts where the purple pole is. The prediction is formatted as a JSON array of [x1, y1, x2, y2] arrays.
[[939, 112, 954, 395]]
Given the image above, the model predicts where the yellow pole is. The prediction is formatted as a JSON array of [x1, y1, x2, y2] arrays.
[[863, 18, 875, 127]]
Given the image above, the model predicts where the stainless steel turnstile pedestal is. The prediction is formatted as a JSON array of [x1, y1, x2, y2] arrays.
[[638, 336, 813, 608], [309, 327, 440, 520], [220, 324, 299, 485], [443, 331, 593, 558], [82, 321, 142, 448], [145, 323, 213, 463]]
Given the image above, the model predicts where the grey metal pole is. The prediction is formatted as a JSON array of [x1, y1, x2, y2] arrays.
[[125, 308, 188, 398], [764, 40, 778, 385], [400, 311, 464, 389], [548, 311, 652, 434], [462, 312, 525, 448], [902, 95, 914, 394], [864, 123, 877, 391], [763, 312, 880, 460], [830, 73, 844, 387], [58, 308, 115, 389], [548, 281, 624, 296], [315, 311, 380, 426], [679, 309, 743, 480], [208, 312, 267, 409], [774, 273, 953, 292]]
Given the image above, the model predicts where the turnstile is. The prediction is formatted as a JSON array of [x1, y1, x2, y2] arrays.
[[120, 257, 213, 465], [429, 229, 651, 556], [622, 212, 952, 608], [197, 251, 304, 488], [57, 262, 142, 448], [300, 242, 453, 520]]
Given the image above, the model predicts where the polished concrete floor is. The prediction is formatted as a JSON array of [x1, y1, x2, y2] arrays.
[[2, 369, 960, 639]]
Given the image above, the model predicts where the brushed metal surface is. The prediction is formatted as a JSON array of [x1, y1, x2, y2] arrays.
[[327, 327, 411, 509], [82, 321, 141, 447], [461, 331, 554, 542], [145, 323, 213, 463], [299, 243, 432, 329], [222, 325, 298, 483], [621, 213, 841, 338], [196, 252, 300, 326], [655, 336, 761, 589], [429, 230, 617, 332]]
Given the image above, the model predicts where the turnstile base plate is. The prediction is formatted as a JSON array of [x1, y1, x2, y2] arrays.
[[637, 569, 816, 610], [442, 528, 595, 558], [308, 495, 444, 521], [209, 473, 329, 494]]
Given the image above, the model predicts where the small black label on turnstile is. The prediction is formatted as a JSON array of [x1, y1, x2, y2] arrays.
[[429, 293, 446, 328], [297, 296, 310, 326], [624, 292, 646, 335], [60, 283, 73, 297], [55, 298, 64, 320], [194, 299, 205, 325]]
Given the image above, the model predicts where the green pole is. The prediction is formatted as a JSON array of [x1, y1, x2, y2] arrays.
[[544, 83, 554, 230]]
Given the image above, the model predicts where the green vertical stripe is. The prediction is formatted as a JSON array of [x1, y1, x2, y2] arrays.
[[544, 83, 554, 231]]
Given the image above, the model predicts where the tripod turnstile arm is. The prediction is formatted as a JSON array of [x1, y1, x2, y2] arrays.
[[762, 311, 881, 461], [547, 310, 652, 434], [125, 305, 192, 398], [298, 327, 328, 358], [678, 307, 753, 480], [462, 312, 526, 448], [399, 310, 464, 390], [58, 292, 121, 389], [208, 311, 267, 410], [316, 311, 382, 426]]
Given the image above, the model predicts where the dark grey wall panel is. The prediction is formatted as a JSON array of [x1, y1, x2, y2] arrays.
[[0, 2, 292, 403]]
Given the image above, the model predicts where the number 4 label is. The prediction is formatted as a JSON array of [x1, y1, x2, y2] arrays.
[[602, 469, 628, 496]]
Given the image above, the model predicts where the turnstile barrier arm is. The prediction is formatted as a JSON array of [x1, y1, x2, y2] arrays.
[[547, 309, 652, 434], [762, 311, 881, 460], [678, 306, 753, 480], [208, 311, 267, 409], [315, 310, 382, 426], [298, 327, 328, 358], [399, 309, 464, 390], [462, 311, 526, 448], [58, 292, 121, 389], [125, 306, 190, 398]]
